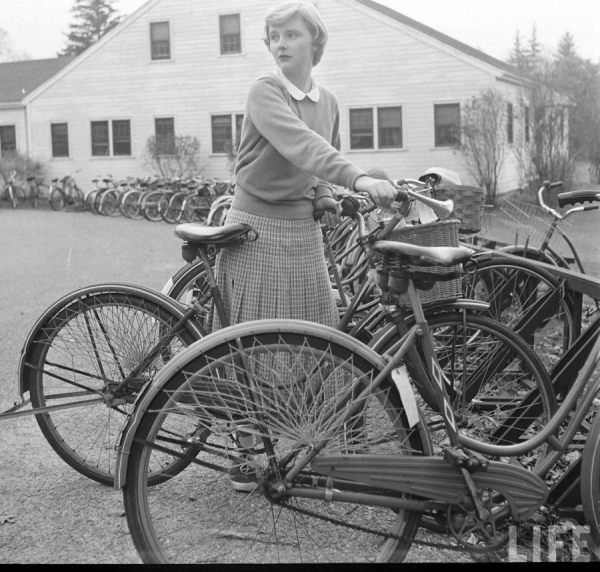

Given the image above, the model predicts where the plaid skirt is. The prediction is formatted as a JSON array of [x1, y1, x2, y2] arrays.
[[212, 208, 338, 331]]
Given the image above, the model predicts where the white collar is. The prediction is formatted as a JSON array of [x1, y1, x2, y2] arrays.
[[276, 68, 320, 102]]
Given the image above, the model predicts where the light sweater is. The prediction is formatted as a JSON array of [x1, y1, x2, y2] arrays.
[[233, 71, 366, 220]]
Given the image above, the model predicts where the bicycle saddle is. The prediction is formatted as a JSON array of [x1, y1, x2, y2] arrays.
[[374, 241, 473, 267], [175, 222, 255, 245]]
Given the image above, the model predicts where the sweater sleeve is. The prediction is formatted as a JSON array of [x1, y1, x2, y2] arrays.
[[247, 78, 364, 191]]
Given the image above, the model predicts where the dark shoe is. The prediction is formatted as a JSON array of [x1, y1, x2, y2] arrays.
[[229, 460, 258, 493]]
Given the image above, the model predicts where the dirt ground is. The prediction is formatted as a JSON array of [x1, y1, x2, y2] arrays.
[[0, 200, 597, 563]]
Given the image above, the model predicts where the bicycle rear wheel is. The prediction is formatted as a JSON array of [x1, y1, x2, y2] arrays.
[[24, 286, 202, 486], [183, 193, 211, 223], [142, 190, 165, 222], [123, 320, 428, 563]]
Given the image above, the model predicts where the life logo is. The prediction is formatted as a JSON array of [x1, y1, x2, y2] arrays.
[[430, 356, 457, 435]]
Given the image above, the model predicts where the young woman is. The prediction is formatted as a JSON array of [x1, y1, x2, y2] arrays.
[[213, 1, 398, 490]]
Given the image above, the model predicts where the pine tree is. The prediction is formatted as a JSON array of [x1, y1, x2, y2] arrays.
[[58, 0, 122, 57]]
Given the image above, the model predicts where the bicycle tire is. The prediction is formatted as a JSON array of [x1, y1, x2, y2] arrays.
[[159, 193, 177, 224], [9, 184, 26, 208], [167, 192, 187, 223], [182, 194, 211, 223], [49, 188, 65, 211], [123, 319, 428, 563], [120, 189, 143, 219], [163, 258, 213, 333], [94, 189, 109, 214], [28, 182, 39, 207], [99, 189, 120, 216], [463, 254, 575, 370], [85, 189, 100, 214], [25, 286, 203, 486], [142, 190, 165, 222], [207, 200, 231, 226], [370, 311, 556, 462], [580, 398, 600, 558], [69, 185, 86, 210]]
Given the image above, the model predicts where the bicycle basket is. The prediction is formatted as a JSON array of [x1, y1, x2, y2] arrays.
[[496, 198, 567, 248], [432, 184, 486, 234], [380, 219, 463, 308]]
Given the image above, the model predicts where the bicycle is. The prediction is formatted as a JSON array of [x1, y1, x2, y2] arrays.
[[497, 181, 599, 273], [49, 175, 85, 211], [23, 175, 50, 207], [7, 184, 551, 490], [11, 283, 205, 485], [115, 196, 599, 563], [1, 170, 26, 209]]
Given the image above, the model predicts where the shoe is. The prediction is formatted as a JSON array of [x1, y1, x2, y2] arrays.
[[229, 460, 258, 493]]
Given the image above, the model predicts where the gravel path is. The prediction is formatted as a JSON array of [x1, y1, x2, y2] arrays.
[[0, 204, 597, 563]]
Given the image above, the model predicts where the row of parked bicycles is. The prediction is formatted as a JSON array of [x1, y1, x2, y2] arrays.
[[2, 166, 600, 563], [0, 171, 234, 226]]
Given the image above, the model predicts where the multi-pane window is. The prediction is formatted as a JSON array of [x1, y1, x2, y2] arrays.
[[434, 103, 460, 147], [0, 125, 16, 156], [524, 106, 530, 143], [220, 14, 241, 54], [350, 108, 374, 150], [91, 120, 131, 156], [507, 103, 514, 144], [112, 120, 131, 156], [91, 121, 110, 156], [51, 123, 69, 157], [378, 107, 402, 149], [350, 107, 403, 150], [155, 117, 176, 155], [211, 113, 244, 153], [151, 22, 171, 60]]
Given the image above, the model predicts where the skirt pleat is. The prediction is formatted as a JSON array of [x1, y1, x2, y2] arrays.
[[212, 208, 338, 331]]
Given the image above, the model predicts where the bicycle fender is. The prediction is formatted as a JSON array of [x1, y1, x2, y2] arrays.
[[18, 283, 203, 397], [497, 245, 560, 266], [311, 454, 548, 522]]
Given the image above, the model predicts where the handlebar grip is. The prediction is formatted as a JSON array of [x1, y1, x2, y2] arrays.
[[543, 180, 563, 189], [340, 195, 361, 217], [558, 190, 600, 208], [584, 205, 599, 212]]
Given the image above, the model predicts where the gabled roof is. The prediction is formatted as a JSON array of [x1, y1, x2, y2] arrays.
[[0, 57, 76, 104], [354, 0, 525, 80]]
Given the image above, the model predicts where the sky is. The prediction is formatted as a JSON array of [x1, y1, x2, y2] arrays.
[[1, 0, 599, 63]]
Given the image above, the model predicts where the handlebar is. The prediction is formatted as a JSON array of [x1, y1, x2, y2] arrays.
[[539, 180, 600, 219]]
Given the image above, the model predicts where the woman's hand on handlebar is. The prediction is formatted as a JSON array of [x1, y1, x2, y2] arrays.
[[354, 175, 397, 210]]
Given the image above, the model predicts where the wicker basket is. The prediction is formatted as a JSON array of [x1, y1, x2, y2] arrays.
[[381, 219, 463, 308], [432, 184, 486, 234]]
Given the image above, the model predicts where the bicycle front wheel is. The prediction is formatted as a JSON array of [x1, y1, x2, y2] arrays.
[[463, 255, 575, 369], [24, 286, 202, 486], [49, 188, 65, 210], [371, 311, 555, 463], [123, 320, 428, 563]]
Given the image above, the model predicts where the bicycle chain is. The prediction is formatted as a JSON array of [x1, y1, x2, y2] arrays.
[[276, 495, 469, 553]]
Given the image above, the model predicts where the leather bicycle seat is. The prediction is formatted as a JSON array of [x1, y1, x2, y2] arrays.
[[374, 241, 473, 267]]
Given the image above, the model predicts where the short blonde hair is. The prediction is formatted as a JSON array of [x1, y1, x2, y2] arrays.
[[263, 2, 329, 66]]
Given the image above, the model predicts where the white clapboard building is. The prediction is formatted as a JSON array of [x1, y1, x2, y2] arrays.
[[0, 0, 534, 194]]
